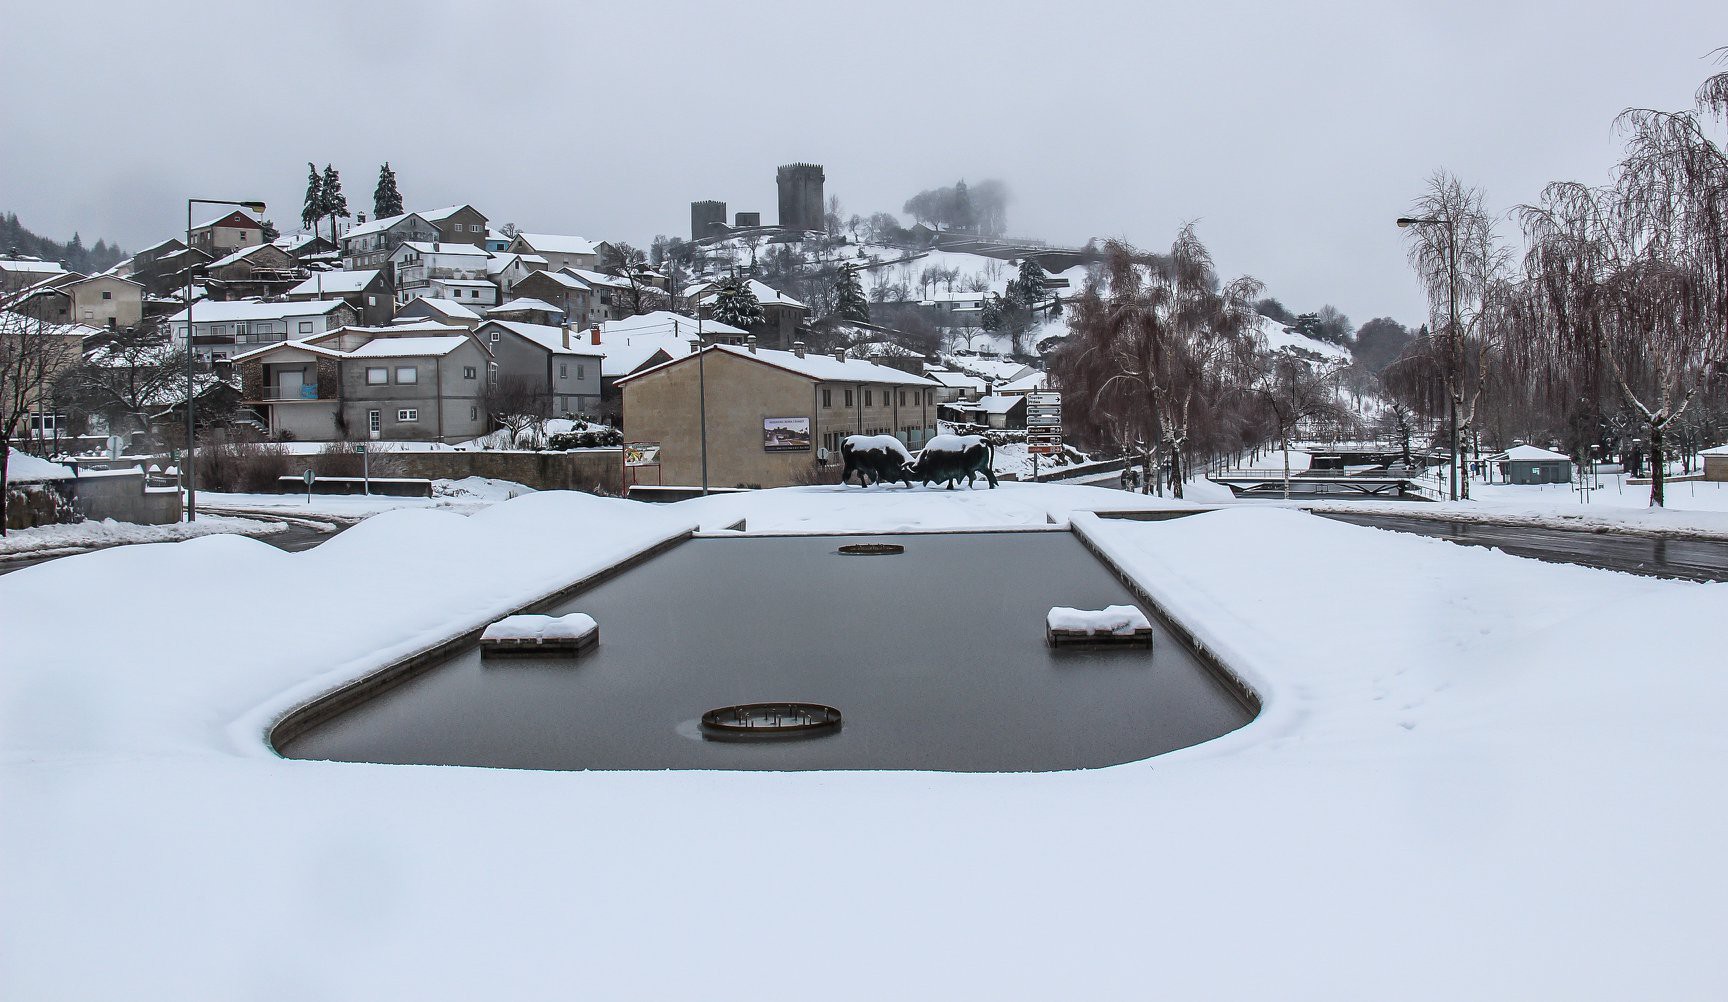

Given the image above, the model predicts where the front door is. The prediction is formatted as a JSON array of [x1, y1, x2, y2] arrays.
[[368, 409, 381, 440], [277, 369, 303, 400]]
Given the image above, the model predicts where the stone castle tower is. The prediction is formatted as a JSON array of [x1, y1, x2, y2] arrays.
[[776, 163, 825, 232], [690, 200, 727, 240]]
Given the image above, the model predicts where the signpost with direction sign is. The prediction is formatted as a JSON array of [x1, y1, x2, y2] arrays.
[[1023, 392, 1063, 479], [302, 468, 316, 504]]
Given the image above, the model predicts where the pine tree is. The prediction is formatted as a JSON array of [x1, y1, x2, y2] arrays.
[[373, 162, 404, 219], [711, 276, 764, 329], [301, 162, 323, 232], [319, 164, 349, 244], [834, 265, 870, 322]]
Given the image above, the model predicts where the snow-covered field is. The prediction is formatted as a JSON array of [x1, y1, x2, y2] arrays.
[[200, 476, 537, 519], [2, 486, 1724, 1000]]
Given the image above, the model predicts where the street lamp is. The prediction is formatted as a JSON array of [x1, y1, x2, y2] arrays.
[[184, 197, 266, 521], [1396, 214, 1461, 501]]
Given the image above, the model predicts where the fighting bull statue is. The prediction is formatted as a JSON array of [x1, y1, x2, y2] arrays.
[[912, 434, 998, 489], [840, 434, 915, 488]]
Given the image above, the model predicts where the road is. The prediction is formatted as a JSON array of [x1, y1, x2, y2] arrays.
[[0, 511, 348, 577], [1317, 511, 1728, 583]]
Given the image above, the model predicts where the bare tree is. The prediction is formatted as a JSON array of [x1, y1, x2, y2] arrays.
[[1392, 172, 1510, 500], [1, 309, 82, 534], [1254, 354, 1348, 498], [480, 374, 552, 448], [53, 323, 191, 450]]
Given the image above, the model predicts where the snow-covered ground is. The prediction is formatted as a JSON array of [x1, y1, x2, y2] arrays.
[[0, 514, 286, 558], [200, 476, 537, 519], [3, 487, 1724, 999]]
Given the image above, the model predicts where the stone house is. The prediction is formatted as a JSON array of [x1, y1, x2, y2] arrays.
[[418, 205, 490, 248], [286, 269, 394, 326], [505, 233, 600, 273], [204, 244, 303, 300], [188, 210, 263, 255], [618, 340, 938, 488], [393, 297, 482, 329], [340, 212, 440, 271]]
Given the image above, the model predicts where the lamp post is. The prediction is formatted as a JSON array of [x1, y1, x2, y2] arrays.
[[184, 197, 266, 521], [1396, 214, 1460, 501], [688, 336, 709, 496]]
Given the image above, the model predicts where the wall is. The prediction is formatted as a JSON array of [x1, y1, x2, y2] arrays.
[[388, 449, 621, 492], [1704, 454, 1726, 482], [624, 350, 819, 487], [68, 275, 143, 330], [70, 471, 181, 525]]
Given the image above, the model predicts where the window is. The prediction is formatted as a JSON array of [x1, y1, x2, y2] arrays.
[[299, 321, 313, 333], [463, 366, 477, 379], [366, 367, 389, 385], [822, 388, 832, 408], [926, 390, 934, 405], [209, 324, 225, 337], [488, 362, 498, 386], [576, 364, 584, 380], [235, 323, 248, 336], [864, 389, 873, 407], [101, 290, 112, 300], [397, 408, 418, 422], [844, 389, 853, 407], [367, 296, 377, 306], [489, 329, 499, 342], [559, 363, 568, 379], [395, 366, 417, 384], [899, 390, 906, 406]]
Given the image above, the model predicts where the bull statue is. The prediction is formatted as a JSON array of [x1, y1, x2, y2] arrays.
[[840, 434, 915, 488], [913, 434, 998, 489]]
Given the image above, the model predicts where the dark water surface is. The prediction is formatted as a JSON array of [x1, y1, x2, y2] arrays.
[[279, 532, 1252, 772]]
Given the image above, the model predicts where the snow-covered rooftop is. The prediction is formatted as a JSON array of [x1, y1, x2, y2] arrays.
[[694, 277, 808, 310], [287, 270, 380, 296], [1502, 445, 1572, 462], [511, 233, 599, 256], [205, 243, 284, 270], [396, 241, 490, 259], [398, 298, 482, 320], [165, 299, 347, 323], [620, 342, 937, 388], [481, 321, 603, 357], [347, 335, 473, 359], [488, 297, 563, 316]]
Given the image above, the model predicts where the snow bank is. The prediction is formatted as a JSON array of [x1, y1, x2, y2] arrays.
[[4, 448, 73, 482], [1046, 604, 1150, 635], [0, 514, 285, 557]]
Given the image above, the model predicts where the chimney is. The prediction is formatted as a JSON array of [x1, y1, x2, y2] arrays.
[[432, 241, 440, 252], [746, 334, 757, 354], [793, 340, 805, 358], [562, 327, 570, 350], [833, 348, 846, 363], [590, 324, 601, 345]]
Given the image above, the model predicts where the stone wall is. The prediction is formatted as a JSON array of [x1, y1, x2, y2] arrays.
[[389, 449, 622, 493], [71, 472, 183, 525]]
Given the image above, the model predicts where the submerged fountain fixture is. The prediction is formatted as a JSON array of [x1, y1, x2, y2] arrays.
[[837, 542, 904, 556], [700, 702, 842, 740]]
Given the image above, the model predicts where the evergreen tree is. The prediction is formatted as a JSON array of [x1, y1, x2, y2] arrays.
[[834, 264, 870, 322], [301, 162, 323, 232], [1008, 257, 1045, 308], [711, 276, 764, 329], [373, 162, 404, 219], [319, 164, 349, 244], [260, 219, 281, 242]]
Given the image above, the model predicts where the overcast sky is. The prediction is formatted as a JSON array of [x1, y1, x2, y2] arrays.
[[2, 1, 1719, 326]]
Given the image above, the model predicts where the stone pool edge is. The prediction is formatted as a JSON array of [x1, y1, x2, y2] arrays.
[[265, 528, 695, 752]]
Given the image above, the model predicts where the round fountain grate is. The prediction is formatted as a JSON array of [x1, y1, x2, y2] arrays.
[[837, 543, 904, 556], [700, 702, 843, 741]]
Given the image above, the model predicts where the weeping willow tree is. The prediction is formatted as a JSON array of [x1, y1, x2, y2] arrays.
[[1048, 228, 1261, 497], [1513, 57, 1728, 507]]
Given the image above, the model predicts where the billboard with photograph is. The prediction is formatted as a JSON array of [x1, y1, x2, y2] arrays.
[[762, 416, 812, 452]]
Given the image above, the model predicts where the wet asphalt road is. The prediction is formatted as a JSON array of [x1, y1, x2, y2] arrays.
[[1316, 511, 1728, 583]]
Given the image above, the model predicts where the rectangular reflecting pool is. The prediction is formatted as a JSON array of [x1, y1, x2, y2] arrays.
[[277, 531, 1253, 772]]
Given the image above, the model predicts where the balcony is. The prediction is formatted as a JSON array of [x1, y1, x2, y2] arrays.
[[259, 383, 321, 402]]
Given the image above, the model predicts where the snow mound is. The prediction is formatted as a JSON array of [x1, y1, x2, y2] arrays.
[[481, 613, 596, 642], [5, 448, 73, 482], [1047, 605, 1151, 636]]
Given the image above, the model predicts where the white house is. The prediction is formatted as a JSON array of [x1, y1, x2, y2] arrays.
[[166, 299, 356, 362], [389, 241, 491, 304], [505, 233, 601, 273]]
